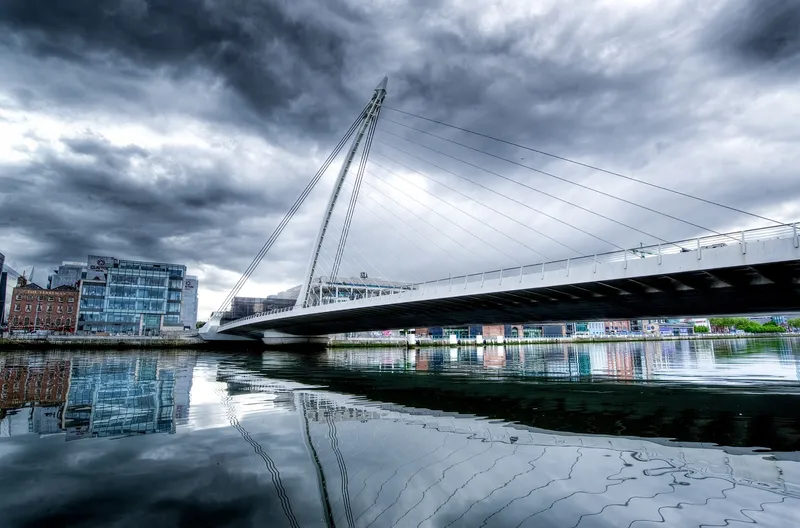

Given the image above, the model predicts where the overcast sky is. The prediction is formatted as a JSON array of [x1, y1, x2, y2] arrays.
[[1, 0, 799, 319]]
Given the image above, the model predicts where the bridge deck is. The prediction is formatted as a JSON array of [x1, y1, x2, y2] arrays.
[[219, 224, 800, 337]]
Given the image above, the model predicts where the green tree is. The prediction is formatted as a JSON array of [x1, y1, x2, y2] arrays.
[[196, 321, 206, 329], [787, 318, 800, 329], [694, 325, 709, 333], [709, 317, 785, 333]]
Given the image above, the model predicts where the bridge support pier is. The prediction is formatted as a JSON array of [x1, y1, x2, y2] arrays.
[[198, 315, 259, 342], [261, 330, 328, 347]]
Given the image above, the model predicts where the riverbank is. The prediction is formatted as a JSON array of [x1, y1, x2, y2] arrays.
[[328, 332, 800, 348], [2, 332, 797, 350], [0, 335, 210, 350]]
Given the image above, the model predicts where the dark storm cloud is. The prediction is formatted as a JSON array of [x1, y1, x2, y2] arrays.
[[0, 0, 362, 137], [716, 0, 800, 64], [0, 133, 298, 267]]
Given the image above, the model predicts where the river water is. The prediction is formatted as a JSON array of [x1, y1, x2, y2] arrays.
[[1, 339, 799, 527]]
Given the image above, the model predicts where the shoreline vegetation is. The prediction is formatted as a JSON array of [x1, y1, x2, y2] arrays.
[[0, 332, 798, 350]]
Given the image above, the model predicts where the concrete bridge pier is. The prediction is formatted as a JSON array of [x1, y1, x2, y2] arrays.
[[261, 330, 328, 347], [198, 315, 256, 342]]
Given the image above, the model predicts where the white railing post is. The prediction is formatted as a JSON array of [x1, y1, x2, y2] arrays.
[[480, 272, 486, 287], [593, 255, 597, 273], [697, 238, 702, 260], [519, 266, 524, 283], [499, 269, 504, 286], [464, 275, 469, 289], [565, 259, 570, 277], [624, 250, 628, 269], [794, 223, 799, 248], [541, 262, 545, 280], [657, 244, 662, 264], [448, 275, 452, 292], [741, 231, 746, 254]]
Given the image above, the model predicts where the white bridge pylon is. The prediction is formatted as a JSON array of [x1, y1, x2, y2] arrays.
[[296, 77, 388, 309]]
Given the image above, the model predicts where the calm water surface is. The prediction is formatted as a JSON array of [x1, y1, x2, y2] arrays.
[[1, 338, 800, 527]]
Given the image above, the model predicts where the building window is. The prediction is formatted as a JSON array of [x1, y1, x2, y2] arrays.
[[46, 305, 53, 313], [56, 318, 62, 327], [66, 318, 72, 326], [13, 316, 18, 324], [47, 296, 54, 301], [68, 297, 75, 303], [26, 295, 33, 301], [13, 304, 20, 311], [45, 318, 51, 326], [58, 297, 63, 303], [57, 306, 63, 313], [25, 305, 31, 312], [37, 305, 42, 312], [15, 294, 22, 300], [24, 317, 30, 325], [37, 295, 43, 301], [67, 306, 73, 314]]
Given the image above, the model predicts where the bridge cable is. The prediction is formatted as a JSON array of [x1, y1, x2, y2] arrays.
[[383, 106, 784, 226], [341, 182, 424, 284], [348, 193, 435, 283], [360, 178, 497, 267], [379, 127, 720, 246], [312, 210, 392, 305], [367, 164, 543, 263], [365, 169, 523, 265], [373, 137, 626, 251], [214, 102, 370, 315], [370, 151, 583, 257], [324, 180, 398, 284], [358, 187, 473, 268], [315, 178, 426, 289], [331, 105, 383, 279]]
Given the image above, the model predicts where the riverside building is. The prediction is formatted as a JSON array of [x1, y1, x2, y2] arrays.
[[180, 275, 199, 329], [77, 255, 187, 336], [8, 276, 79, 334]]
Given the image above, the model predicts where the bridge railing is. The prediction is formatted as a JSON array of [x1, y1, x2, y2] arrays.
[[378, 222, 799, 299], [220, 222, 798, 328]]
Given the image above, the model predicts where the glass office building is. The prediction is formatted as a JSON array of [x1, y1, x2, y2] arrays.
[[77, 255, 186, 335]]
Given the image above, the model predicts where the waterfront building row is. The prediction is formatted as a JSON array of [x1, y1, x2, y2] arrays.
[[5, 254, 199, 336]]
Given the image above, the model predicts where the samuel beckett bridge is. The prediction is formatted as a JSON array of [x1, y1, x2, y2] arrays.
[[200, 78, 800, 345]]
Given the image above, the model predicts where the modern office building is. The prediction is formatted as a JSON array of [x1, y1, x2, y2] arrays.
[[48, 261, 86, 289], [77, 254, 187, 335], [8, 276, 79, 334], [180, 275, 199, 329]]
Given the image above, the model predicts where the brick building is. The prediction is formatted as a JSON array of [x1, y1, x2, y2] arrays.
[[8, 276, 78, 334]]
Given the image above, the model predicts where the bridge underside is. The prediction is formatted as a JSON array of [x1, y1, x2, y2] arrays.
[[222, 261, 800, 337]]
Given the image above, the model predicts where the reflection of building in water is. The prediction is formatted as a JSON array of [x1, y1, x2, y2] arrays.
[[0, 358, 71, 436], [0, 359, 71, 409], [64, 357, 179, 440], [0, 352, 196, 440], [301, 392, 382, 423]]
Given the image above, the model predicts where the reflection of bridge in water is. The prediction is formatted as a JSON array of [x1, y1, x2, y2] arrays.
[[216, 353, 800, 528]]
